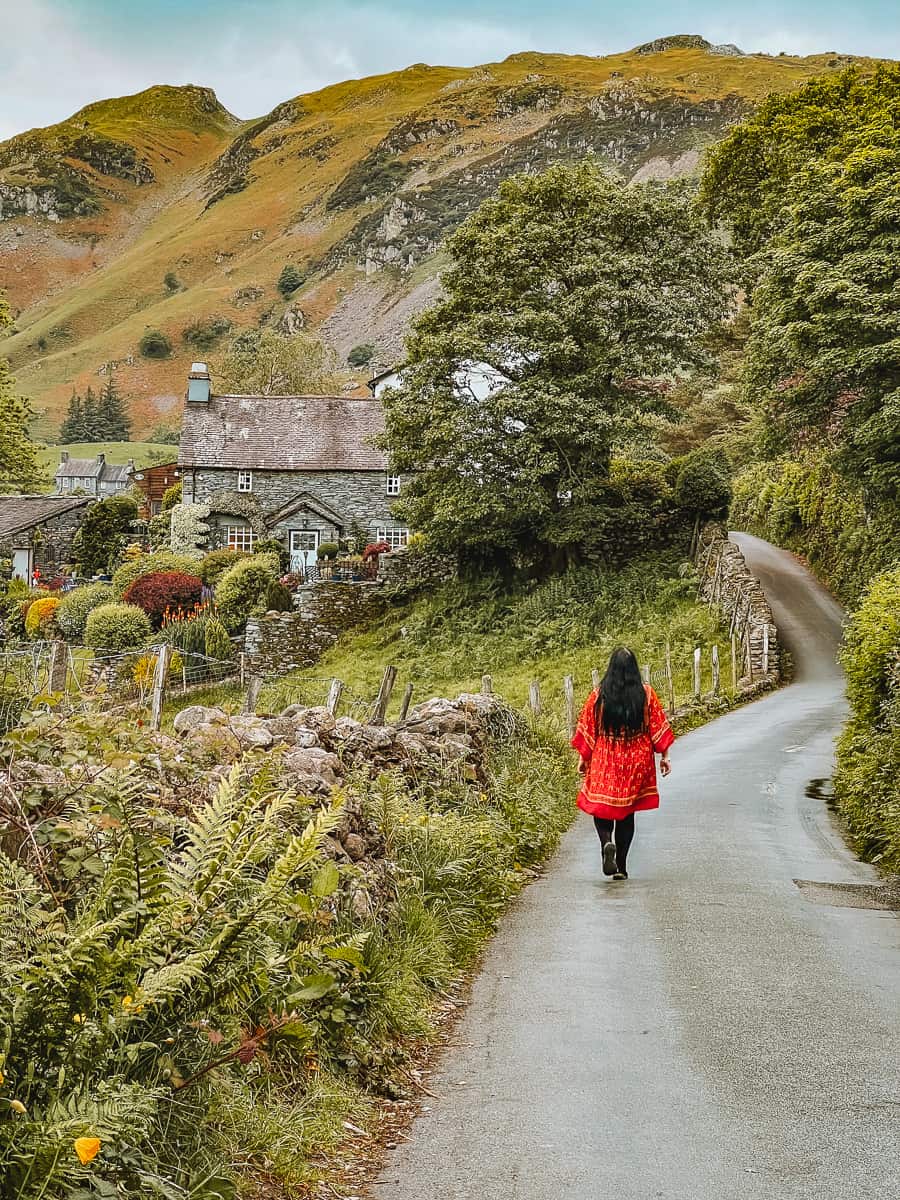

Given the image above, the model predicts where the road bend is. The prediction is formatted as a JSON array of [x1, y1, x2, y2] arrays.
[[372, 534, 900, 1200]]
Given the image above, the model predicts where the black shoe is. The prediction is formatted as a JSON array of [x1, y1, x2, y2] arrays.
[[602, 841, 617, 876], [612, 870, 628, 881]]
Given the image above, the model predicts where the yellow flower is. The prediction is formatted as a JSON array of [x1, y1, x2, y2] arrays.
[[74, 1136, 101, 1165], [0, 1068, 4, 1085], [73, 1014, 85, 1024], [9, 1099, 26, 1115], [122, 996, 133, 1008]]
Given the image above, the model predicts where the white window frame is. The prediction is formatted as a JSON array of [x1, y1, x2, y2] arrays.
[[385, 473, 401, 496], [225, 525, 255, 552], [376, 526, 410, 550], [237, 470, 253, 494]]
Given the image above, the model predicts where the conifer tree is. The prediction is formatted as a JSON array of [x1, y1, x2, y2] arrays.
[[98, 374, 131, 441], [59, 389, 85, 443], [81, 386, 102, 441]]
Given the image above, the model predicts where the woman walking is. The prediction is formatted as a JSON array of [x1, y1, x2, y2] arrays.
[[571, 647, 674, 879]]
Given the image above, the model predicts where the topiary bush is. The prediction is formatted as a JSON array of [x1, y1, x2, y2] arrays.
[[112, 551, 199, 599], [215, 553, 279, 633], [123, 570, 203, 629], [24, 595, 61, 639], [198, 547, 248, 587], [204, 617, 233, 660], [56, 583, 113, 641], [317, 541, 339, 561], [264, 580, 295, 612], [255, 537, 290, 574], [85, 602, 153, 651]]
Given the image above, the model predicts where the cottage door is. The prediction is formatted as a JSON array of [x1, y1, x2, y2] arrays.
[[289, 530, 319, 578], [12, 548, 32, 582]]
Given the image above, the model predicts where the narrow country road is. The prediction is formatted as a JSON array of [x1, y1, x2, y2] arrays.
[[373, 534, 900, 1200]]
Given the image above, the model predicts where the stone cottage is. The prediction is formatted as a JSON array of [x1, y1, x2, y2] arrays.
[[55, 452, 133, 498], [178, 364, 409, 572], [0, 495, 91, 581]]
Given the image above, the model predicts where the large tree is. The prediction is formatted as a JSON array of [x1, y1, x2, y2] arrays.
[[0, 296, 46, 494], [703, 67, 900, 501], [97, 373, 132, 441], [380, 161, 733, 568], [215, 329, 342, 396]]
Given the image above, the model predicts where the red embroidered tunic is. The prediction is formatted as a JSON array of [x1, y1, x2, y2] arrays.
[[571, 685, 674, 821]]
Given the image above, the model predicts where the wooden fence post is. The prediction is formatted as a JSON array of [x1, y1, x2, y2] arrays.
[[528, 680, 542, 717], [730, 635, 738, 692], [398, 682, 414, 723], [481, 674, 493, 695], [692, 647, 702, 699], [711, 644, 720, 695], [243, 674, 262, 715], [370, 665, 397, 724], [239, 653, 247, 688], [665, 641, 675, 711], [326, 678, 343, 715], [641, 664, 651, 684], [563, 675, 575, 737], [591, 668, 601, 692], [48, 640, 68, 694], [150, 643, 173, 731]]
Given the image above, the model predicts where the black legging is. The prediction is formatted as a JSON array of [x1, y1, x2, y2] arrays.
[[593, 814, 635, 872]]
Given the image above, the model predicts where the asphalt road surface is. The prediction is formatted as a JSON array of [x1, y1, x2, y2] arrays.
[[373, 534, 899, 1200]]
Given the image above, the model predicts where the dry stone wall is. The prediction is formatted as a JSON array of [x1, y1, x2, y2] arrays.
[[696, 522, 780, 690]]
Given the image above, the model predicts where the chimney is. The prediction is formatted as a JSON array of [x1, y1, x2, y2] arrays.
[[96, 453, 105, 465], [60, 451, 68, 463], [187, 361, 211, 404]]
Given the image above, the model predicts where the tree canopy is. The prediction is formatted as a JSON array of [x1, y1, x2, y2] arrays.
[[0, 295, 47, 494], [215, 328, 342, 396], [380, 161, 733, 568], [703, 67, 900, 502]]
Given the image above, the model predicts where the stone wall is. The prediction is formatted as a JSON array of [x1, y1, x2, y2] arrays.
[[695, 522, 780, 689], [246, 581, 386, 676], [377, 546, 457, 593]]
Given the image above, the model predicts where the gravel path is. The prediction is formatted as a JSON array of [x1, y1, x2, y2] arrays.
[[372, 534, 900, 1200]]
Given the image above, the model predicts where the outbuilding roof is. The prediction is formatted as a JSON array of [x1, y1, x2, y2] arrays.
[[0, 495, 91, 539], [178, 393, 388, 472]]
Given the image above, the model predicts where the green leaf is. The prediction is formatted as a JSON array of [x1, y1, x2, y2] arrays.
[[289, 973, 336, 1001], [311, 861, 339, 897]]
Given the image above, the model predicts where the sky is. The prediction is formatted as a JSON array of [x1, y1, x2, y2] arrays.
[[1, 0, 899, 139]]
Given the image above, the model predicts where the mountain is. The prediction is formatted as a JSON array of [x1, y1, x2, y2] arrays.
[[0, 37, 880, 438]]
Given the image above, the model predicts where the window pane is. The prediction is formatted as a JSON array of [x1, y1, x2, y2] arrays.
[[386, 474, 401, 496], [375, 527, 409, 550], [237, 471, 253, 493], [225, 525, 255, 551]]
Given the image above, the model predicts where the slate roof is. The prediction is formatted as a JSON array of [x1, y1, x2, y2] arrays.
[[178, 394, 388, 472], [0, 496, 90, 538], [55, 457, 133, 483]]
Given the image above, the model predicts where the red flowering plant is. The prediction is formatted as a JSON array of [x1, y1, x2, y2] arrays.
[[279, 572, 303, 593], [362, 541, 391, 562], [123, 570, 203, 629]]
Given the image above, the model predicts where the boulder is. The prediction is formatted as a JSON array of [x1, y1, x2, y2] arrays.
[[284, 746, 343, 790], [229, 718, 274, 750], [342, 832, 367, 861], [174, 705, 227, 735], [293, 727, 320, 749]]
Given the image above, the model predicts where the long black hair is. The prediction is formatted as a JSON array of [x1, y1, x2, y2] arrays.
[[595, 646, 647, 738]]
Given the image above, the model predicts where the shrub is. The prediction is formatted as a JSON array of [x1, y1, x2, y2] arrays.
[[160, 607, 212, 656], [139, 329, 173, 358], [204, 617, 233, 660], [277, 264, 305, 296], [348, 343, 376, 367], [199, 547, 248, 587], [363, 542, 391, 562], [317, 541, 340, 561], [673, 448, 732, 518], [56, 582, 112, 640], [265, 580, 295, 612], [163, 270, 180, 291], [835, 568, 900, 870], [112, 550, 199, 599], [132, 649, 184, 691], [162, 481, 182, 510], [182, 315, 232, 349], [216, 552, 280, 633], [123, 570, 203, 628], [73, 494, 139, 577], [85, 602, 153, 650], [255, 537, 290, 573], [24, 595, 61, 639]]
